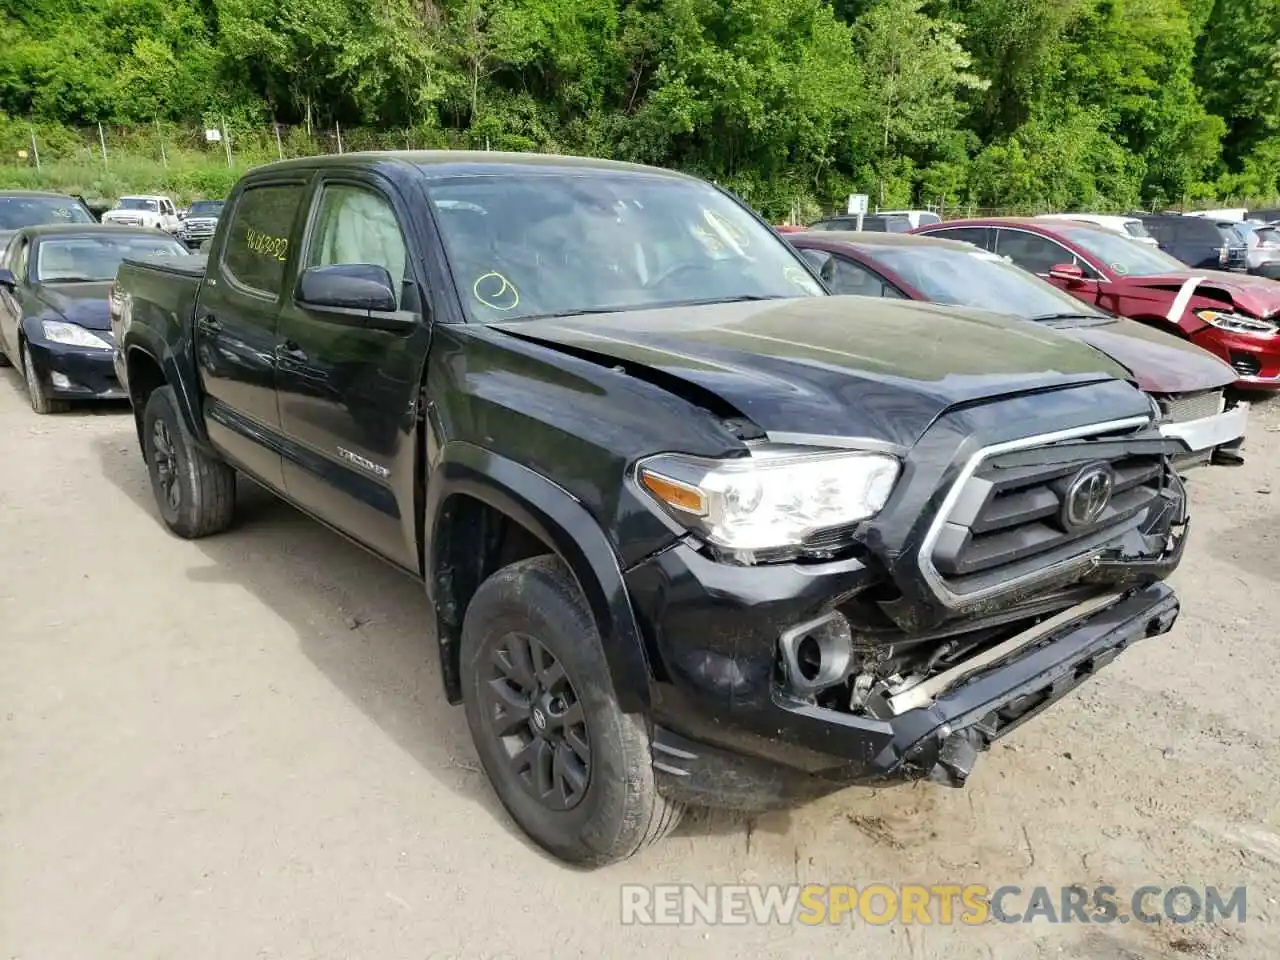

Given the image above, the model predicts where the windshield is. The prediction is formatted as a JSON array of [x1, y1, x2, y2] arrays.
[[1122, 220, 1152, 239], [1059, 227, 1188, 276], [187, 201, 224, 217], [0, 196, 95, 230], [428, 173, 824, 322], [118, 198, 159, 212], [867, 245, 1106, 319], [35, 235, 187, 282]]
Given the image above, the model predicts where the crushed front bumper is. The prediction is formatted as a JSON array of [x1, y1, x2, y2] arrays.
[[1161, 401, 1248, 468], [651, 582, 1180, 809]]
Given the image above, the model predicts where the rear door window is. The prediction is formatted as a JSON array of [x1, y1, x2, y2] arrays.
[[221, 183, 307, 297], [924, 226, 993, 250], [828, 256, 905, 297]]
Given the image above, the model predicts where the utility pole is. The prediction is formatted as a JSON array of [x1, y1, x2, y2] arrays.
[[155, 118, 168, 168], [274, 122, 284, 160], [221, 118, 232, 167], [29, 128, 40, 172], [335, 121, 344, 154], [98, 121, 108, 167]]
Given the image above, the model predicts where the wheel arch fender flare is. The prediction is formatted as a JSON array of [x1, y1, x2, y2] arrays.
[[425, 441, 652, 714], [123, 328, 210, 448]]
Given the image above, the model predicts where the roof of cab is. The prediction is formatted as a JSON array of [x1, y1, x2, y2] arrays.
[[242, 149, 701, 182]]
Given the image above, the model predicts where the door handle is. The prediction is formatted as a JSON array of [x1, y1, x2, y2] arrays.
[[277, 340, 308, 363], [197, 314, 221, 333]]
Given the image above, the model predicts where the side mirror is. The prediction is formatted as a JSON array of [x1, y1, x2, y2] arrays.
[[1048, 262, 1086, 284], [178, 211, 187, 221], [0, 267, 16, 289], [297, 264, 399, 315]]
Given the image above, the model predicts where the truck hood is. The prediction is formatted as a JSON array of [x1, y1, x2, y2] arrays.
[[1040, 316, 1237, 393], [34, 282, 113, 330], [1120, 270, 1280, 319], [493, 297, 1137, 446]]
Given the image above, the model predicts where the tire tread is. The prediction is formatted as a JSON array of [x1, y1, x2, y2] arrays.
[[143, 385, 235, 538], [461, 555, 683, 866]]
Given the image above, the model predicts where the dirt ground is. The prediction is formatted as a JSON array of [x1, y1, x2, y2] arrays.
[[2, 371, 1280, 960]]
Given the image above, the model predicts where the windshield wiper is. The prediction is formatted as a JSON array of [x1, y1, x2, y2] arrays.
[[517, 294, 791, 321], [43, 276, 103, 283], [1028, 312, 1115, 324]]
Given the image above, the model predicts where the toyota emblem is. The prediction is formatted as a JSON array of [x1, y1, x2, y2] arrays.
[[1062, 465, 1114, 529]]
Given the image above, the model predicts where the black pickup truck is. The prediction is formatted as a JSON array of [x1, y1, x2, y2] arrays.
[[113, 151, 1189, 866]]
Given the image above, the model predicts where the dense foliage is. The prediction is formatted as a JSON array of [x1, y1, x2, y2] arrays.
[[0, 0, 1277, 215]]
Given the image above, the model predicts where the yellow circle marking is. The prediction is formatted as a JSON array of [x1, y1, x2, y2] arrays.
[[473, 272, 520, 311]]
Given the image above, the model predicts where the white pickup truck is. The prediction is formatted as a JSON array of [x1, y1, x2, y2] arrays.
[[100, 195, 181, 233]]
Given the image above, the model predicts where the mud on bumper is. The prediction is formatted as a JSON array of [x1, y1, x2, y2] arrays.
[[651, 582, 1179, 810]]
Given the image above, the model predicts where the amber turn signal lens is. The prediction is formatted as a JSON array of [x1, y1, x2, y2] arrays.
[[639, 469, 707, 515]]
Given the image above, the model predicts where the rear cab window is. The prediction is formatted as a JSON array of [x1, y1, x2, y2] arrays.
[[221, 183, 307, 298]]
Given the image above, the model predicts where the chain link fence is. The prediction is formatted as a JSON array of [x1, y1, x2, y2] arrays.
[[1, 120, 1275, 217]]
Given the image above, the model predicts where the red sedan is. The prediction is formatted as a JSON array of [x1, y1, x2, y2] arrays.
[[912, 217, 1280, 389], [785, 230, 1245, 466]]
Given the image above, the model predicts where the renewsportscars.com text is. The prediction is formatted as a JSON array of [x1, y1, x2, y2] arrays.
[[620, 883, 1247, 926]]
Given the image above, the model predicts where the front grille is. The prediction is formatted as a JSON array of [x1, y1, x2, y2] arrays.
[[927, 430, 1168, 600], [112, 216, 143, 226], [1157, 388, 1224, 424], [1227, 248, 1249, 272]]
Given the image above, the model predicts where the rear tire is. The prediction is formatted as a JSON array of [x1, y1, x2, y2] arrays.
[[142, 385, 236, 538], [21, 342, 69, 414], [460, 555, 683, 866]]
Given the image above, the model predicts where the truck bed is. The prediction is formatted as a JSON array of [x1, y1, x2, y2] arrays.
[[117, 254, 207, 345]]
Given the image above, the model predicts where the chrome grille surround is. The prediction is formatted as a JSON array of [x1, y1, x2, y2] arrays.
[[917, 415, 1158, 609]]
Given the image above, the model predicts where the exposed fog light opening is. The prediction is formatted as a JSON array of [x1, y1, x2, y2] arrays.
[[778, 611, 853, 696], [50, 371, 72, 389]]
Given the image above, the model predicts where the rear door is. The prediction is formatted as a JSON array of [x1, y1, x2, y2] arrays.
[[195, 177, 309, 489], [274, 171, 434, 570]]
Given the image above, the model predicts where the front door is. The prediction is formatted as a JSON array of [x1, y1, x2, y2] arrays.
[[994, 228, 1103, 308], [195, 179, 308, 488], [275, 175, 432, 570]]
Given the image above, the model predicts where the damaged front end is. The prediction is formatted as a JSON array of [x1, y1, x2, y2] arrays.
[[636, 397, 1190, 808], [771, 415, 1188, 787]]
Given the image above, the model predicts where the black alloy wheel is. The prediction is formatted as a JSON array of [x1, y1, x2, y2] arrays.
[[150, 417, 181, 513], [484, 631, 591, 811]]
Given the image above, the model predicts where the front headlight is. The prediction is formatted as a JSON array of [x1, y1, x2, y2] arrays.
[[636, 446, 900, 564], [1196, 309, 1277, 336], [42, 320, 111, 350]]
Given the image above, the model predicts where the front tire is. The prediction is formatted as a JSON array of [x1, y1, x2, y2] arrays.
[[142, 385, 236, 538], [21, 342, 69, 414], [460, 555, 683, 867]]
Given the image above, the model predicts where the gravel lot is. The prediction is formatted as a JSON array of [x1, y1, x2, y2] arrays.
[[3, 371, 1280, 960]]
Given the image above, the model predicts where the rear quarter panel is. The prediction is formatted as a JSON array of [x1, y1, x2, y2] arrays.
[[116, 254, 210, 442]]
